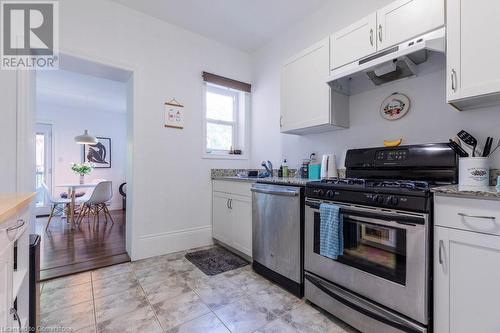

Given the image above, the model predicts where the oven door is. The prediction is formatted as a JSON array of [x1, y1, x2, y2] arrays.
[[305, 199, 429, 325]]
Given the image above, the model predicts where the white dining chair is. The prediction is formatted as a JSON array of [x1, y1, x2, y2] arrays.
[[76, 181, 114, 227], [41, 182, 86, 230]]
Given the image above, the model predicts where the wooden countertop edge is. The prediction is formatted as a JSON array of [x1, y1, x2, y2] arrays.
[[0, 193, 36, 224]]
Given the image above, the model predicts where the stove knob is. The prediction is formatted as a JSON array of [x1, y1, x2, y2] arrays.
[[387, 196, 399, 206], [326, 190, 335, 198], [378, 195, 385, 204], [317, 189, 325, 197], [372, 194, 380, 203]]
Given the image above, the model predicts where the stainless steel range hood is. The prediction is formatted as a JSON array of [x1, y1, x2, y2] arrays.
[[327, 27, 445, 89]]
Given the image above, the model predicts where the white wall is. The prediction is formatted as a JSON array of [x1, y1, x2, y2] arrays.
[[0, 0, 252, 260], [250, 0, 500, 170], [37, 105, 127, 210]]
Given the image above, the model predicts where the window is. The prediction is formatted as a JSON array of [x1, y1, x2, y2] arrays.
[[202, 72, 251, 159], [205, 84, 239, 153]]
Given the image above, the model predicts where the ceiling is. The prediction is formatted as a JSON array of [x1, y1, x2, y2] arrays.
[[37, 69, 127, 113], [109, 0, 328, 52]]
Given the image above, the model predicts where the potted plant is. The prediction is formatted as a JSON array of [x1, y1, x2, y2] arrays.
[[71, 162, 94, 184]]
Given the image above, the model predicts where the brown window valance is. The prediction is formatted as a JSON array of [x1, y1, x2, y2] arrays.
[[202, 72, 251, 93]]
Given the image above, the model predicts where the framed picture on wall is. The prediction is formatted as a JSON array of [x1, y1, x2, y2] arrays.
[[83, 137, 111, 168]]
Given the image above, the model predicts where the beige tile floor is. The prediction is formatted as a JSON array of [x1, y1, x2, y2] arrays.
[[40, 246, 358, 333]]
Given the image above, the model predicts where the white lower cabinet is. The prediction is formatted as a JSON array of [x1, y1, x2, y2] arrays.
[[434, 196, 500, 333], [212, 181, 252, 257], [0, 204, 31, 331]]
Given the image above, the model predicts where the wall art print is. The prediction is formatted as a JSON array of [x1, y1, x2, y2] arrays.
[[83, 137, 111, 168]]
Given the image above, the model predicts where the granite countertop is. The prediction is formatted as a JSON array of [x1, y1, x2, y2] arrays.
[[212, 176, 258, 183], [256, 177, 309, 186], [432, 185, 500, 200], [212, 176, 310, 186]]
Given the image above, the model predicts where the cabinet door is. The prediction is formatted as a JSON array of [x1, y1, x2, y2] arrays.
[[0, 245, 13, 331], [331, 13, 377, 69], [377, 0, 444, 51], [434, 227, 500, 333], [212, 192, 232, 246], [230, 195, 252, 257], [281, 37, 330, 133], [447, 0, 500, 105]]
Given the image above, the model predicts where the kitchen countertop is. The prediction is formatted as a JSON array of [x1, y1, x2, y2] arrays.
[[212, 176, 310, 186], [0, 193, 36, 224], [431, 185, 500, 200]]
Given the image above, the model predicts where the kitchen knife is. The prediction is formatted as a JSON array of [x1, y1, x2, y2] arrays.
[[448, 139, 469, 157]]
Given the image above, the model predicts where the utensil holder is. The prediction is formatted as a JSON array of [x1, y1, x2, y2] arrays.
[[459, 157, 490, 187]]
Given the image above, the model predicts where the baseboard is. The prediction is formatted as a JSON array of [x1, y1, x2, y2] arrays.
[[133, 225, 213, 261]]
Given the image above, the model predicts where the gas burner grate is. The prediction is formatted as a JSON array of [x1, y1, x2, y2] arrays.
[[320, 178, 366, 186]]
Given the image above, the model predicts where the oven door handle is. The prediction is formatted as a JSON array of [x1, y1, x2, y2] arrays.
[[305, 274, 424, 333], [306, 201, 425, 226]]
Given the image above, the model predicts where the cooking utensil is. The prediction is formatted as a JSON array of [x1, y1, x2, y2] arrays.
[[482, 137, 493, 157], [448, 139, 469, 157], [457, 130, 478, 157], [488, 138, 500, 158]]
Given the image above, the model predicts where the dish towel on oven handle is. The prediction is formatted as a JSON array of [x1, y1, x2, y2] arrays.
[[319, 203, 344, 260]]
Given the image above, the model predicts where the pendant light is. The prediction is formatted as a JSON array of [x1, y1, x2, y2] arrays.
[[74, 129, 98, 145]]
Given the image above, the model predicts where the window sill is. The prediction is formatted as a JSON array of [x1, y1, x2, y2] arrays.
[[202, 153, 248, 160]]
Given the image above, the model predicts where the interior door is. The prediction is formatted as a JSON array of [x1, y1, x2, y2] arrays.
[[212, 192, 232, 246], [35, 123, 53, 216], [230, 195, 252, 257], [281, 37, 330, 133], [376, 0, 444, 51], [434, 226, 500, 333], [330, 13, 377, 69], [447, 0, 500, 103]]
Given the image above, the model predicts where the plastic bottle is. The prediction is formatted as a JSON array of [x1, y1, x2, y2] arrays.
[[283, 159, 289, 177]]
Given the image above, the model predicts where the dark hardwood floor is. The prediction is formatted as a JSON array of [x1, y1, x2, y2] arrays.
[[35, 209, 130, 281]]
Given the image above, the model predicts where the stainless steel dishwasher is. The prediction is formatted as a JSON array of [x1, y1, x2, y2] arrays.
[[251, 183, 304, 297]]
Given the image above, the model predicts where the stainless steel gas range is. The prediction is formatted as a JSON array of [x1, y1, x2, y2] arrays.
[[304, 143, 457, 333]]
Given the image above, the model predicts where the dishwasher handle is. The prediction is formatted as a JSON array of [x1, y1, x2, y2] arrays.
[[251, 187, 299, 197]]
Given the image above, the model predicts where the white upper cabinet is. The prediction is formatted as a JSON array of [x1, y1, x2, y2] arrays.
[[331, 0, 444, 70], [281, 37, 348, 134], [447, 0, 500, 110], [331, 13, 377, 70], [377, 0, 444, 51]]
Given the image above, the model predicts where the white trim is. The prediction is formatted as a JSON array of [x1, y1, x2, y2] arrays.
[[140, 225, 212, 240], [133, 225, 213, 261], [202, 153, 248, 160]]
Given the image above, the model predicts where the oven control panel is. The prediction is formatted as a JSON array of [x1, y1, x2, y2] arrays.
[[375, 149, 409, 162], [305, 187, 430, 213]]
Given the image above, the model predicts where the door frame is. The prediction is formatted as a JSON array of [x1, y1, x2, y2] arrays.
[[18, 47, 137, 258]]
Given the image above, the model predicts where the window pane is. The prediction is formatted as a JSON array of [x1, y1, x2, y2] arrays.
[[206, 91, 234, 122], [207, 122, 233, 151], [35, 134, 45, 207]]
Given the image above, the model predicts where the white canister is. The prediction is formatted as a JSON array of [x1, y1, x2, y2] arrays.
[[459, 157, 490, 187]]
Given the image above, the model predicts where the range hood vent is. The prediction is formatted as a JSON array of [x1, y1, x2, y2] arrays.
[[327, 27, 445, 89]]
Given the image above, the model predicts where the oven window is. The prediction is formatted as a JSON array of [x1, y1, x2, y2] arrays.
[[313, 212, 407, 285]]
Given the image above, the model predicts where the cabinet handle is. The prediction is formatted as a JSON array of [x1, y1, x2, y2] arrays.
[[229, 199, 233, 209], [458, 212, 495, 220], [370, 28, 374, 46], [378, 24, 383, 42], [227, 199, 230, 209], [10, 308, 22, 330], [438, 240, 444, 265], [5, 219, 25, 232], [451, 69, 457, 92], [280, 115, 283, 128]]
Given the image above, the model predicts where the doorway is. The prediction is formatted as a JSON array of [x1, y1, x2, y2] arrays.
[[32, 54, 133, 280], [35, 123, 53, 216]]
